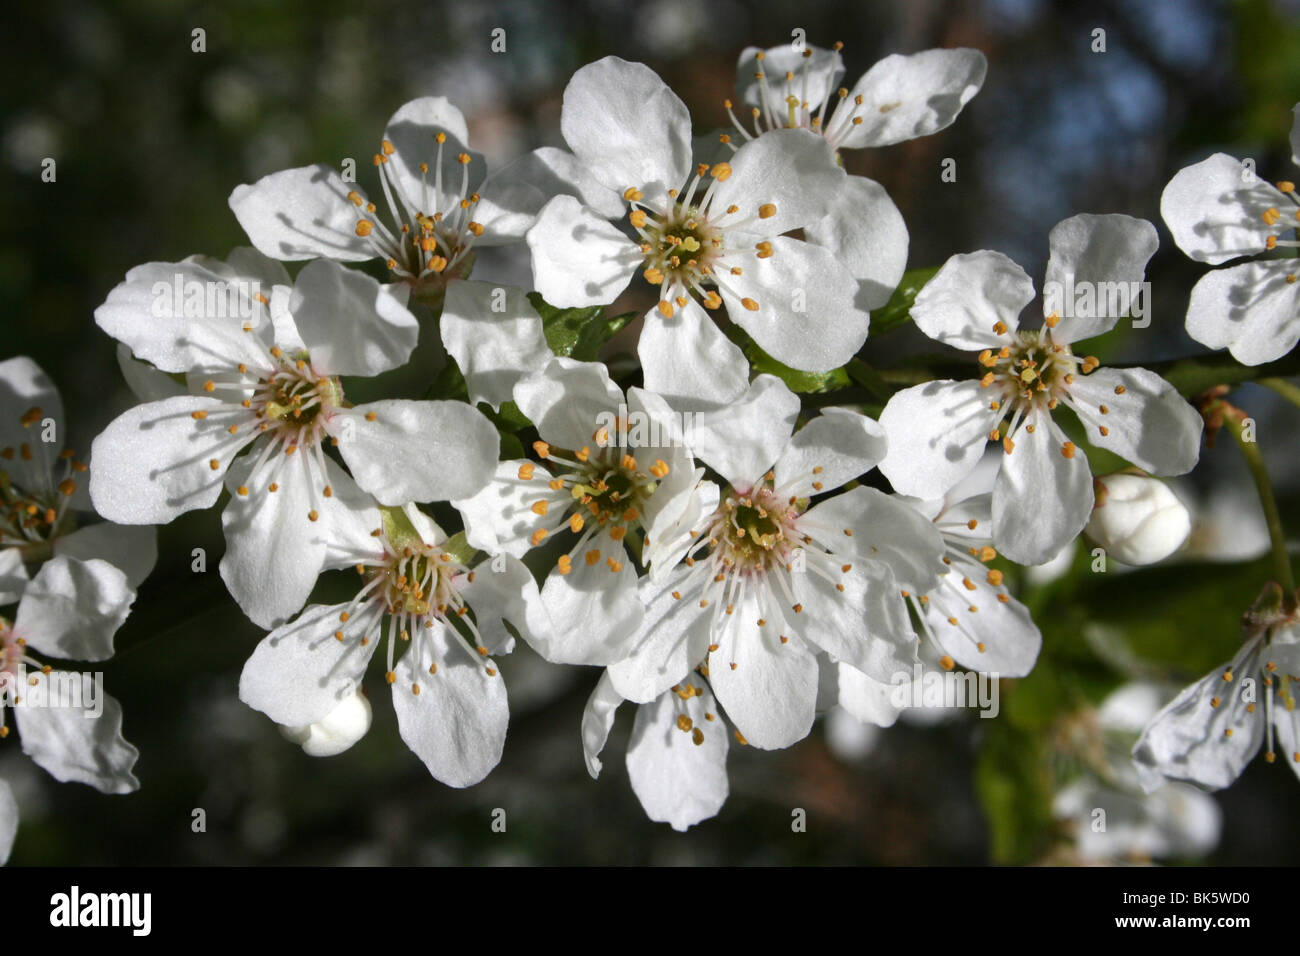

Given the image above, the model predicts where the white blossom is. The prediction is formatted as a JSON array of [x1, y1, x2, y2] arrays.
[[608, 375, 945, 750], [0, 556, 141, 862], [1133, 585, 1300, 791], [455, 357, 703, 665], [724, 43, 986, 308], [230, 97, 539, 295], [0, 357, 155, 593], [1161, 104, 1300, 365], [878, 214, 1203, 565], [90, 249, 499, 627], [525, 56, 869, 404], [580, 672, 729, 832], [240, 495, 547, 788]]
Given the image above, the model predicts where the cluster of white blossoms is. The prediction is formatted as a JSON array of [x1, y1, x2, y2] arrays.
[[0, 358, 148, 863], [8, 42, 1299, 853]]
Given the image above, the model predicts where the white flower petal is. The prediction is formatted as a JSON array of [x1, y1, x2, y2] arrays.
[[90, 396, 254, 524], [707, 594, 818, 750], [219, 449, 339, 629], [1067, 367, 1202, 476], [440, 280, 551, 411], [0, 358, 64, 487], [0, 778, 16, 864], [792, 561, 916, 684], [911, 251, 1032, 351], [1292, 103, 1300, 166], [288, 259, 418, 376], [1042, 214, 1159, 343], [688, 374, 799, 489], [14, 556, 132, 662], [1160, 152, 1285, 264], [453, 460, 569, 559], [802, 174, 909, 310], [333, 400, 499, 505], [637, 300, 750, 407], [513, 357, 622, 452], [459, 553, 551, 657], [737, 44, 845, 114], [537, 529, 643, 666], [835, 662, 907, 728], [925, 560, 1041, 676], [382, 97, 482, 216], [1185, 258, 1300, 365], [1131, 644, 1267, 792], [0, 548, 30, 605], [774, 406, 887, 498], [607, 567, 710, 703], [391, 619, 508, 788], [712, 129, 845, 241], [836, 48, 987, 149], [992, 411, 1094, 565], [878, 379, 999, 499], [114, 344, 187, 403], [799, 485, 946, 594], [626, 682, 729, 832], [497, 146, 626, 219], [561, 56, 692, 196], [53, 523, 157, 590], [95, 259, 273, 374], [526, 195, 641, 307], [229, 164, 374, 261], [239, 600, 382, 727], [642, 476, 718, 582], [473, 174, 545, 246], [15, 689, 139, 794], [581, 671, 623, 778], [720, 237, 867, 373]]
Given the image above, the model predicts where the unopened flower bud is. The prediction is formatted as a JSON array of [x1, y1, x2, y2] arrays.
[[280, 690, 372, 757], [1086, 474, 1190, 566]]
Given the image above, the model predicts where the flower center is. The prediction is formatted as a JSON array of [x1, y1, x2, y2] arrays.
[[0, 618, 43, 737], [981, 330, 1083, 402], [706, 483, 803, 576], [640, 201, 724, 297], [625, 163, 776, 319], [0, 405, 85, 550], [245, 348, 342, 442], [525, 438, 669, 563], [337, 515, 500, 688], [976, 326, 1101, 454], [346, 133, 483, 290], [721, 42, 870, 152], [372, 545, 462, 619]]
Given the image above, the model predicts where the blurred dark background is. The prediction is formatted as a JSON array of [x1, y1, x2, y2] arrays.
[[2, 0, 1299, 865]]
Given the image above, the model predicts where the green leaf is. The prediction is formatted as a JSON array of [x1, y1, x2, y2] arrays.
[[868, 265, 940, 336], [722, 324, 851, 394], [427, 356, 468, 402], [529, 292, 634, 361]]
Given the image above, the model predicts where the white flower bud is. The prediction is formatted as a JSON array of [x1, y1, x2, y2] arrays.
[[279, 690, 372, 757], [1086, 474, 1190, 566]]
